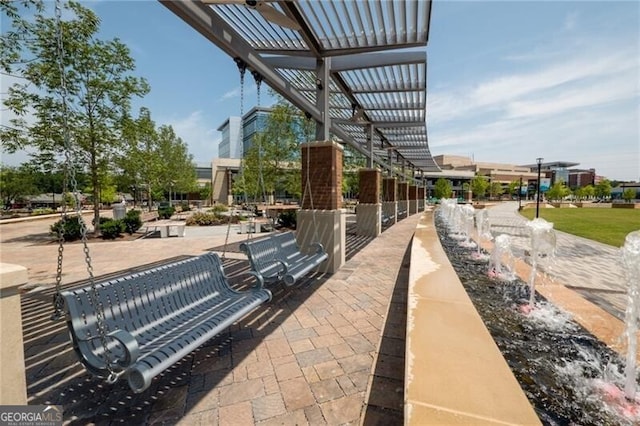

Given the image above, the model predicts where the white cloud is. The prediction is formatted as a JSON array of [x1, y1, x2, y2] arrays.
[[162, 111, 218, 164], [427, 34, 640, 181]]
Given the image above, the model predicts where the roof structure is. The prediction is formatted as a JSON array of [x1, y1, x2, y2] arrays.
[[520, 161, 581, 170], [159, 0, 440, 178]]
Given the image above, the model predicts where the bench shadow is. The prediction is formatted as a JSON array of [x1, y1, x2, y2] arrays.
[[21, 255, 331, 424], [21, 224, 383, 424]]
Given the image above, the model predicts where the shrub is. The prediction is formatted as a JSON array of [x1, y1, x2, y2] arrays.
[[92, 216, 111, 226], [100, 219, 125, 240], [50, 216, 83, 241], [158, 204, 175, 219], [210, 204, 228, 214], [180, 202, 191, 212], [32, 208, 54, 216], [123, 210, 142, 234], [186, 212, 240, 226], [186, 212, 220, 226], [278, 210, 297, 228]]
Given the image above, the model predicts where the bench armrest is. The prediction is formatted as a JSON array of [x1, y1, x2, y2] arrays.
[[310, 242, 326, 255], [80, 328, 140, 370]]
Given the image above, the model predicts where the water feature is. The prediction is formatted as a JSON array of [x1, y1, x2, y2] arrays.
[[435, 213, 639, 425], [487, 234, 516, 282], [471, 208, 491, 261], [622, 230, 640, 399], [525, 218, 557, 308]]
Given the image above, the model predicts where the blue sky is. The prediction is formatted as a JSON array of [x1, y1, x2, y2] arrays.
[[2, 1, 639, 181]]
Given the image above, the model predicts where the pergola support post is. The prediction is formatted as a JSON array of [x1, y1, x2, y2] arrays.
[[409, 184, 418, 215], [299, 141, 345, 273], [398, 182, 409, 220], [382, 177, 398, 225], [356, 168, 381, 237]]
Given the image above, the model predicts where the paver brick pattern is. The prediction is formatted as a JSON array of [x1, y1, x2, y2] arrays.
[[8, 213, 420, 424]]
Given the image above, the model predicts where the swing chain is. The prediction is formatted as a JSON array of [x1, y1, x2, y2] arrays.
[[51, 0, 117, 378], [302, 115, 319, 242], [223, 59, 248, 259]]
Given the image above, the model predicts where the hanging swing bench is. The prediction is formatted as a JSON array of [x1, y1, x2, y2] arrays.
[[239, 231, 327, 286], [49, 1, 270, 394], [59, 253, 271, 393], [231, 60, 328, 286]]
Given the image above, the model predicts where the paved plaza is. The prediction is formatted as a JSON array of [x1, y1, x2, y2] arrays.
[[0, 202, 633, 424]]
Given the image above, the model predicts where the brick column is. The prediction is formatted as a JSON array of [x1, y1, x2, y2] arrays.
[[418, 187, 426, 211], [299, 141, 345, 273], [382, 177, 397, 226], [301, 141, 342, 210], [357, 168, 381, 237], [382, 177, 397, 202], [398, 182, 409, 219], [359, 169, 380, 204], [409, 185, 418, 215]]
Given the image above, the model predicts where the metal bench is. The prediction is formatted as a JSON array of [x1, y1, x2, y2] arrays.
[[59, 252, 271, 393], [239, 231, 328, 286]]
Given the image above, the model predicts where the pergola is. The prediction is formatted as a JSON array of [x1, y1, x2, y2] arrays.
[[159, 0, 439, 180]]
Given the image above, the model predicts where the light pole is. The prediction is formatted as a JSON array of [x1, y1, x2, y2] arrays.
[[536, 157, 543, 218], [518, 175, 523, 211]]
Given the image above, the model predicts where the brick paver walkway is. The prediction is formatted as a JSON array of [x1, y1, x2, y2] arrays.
[[2, 212, 419, 424]]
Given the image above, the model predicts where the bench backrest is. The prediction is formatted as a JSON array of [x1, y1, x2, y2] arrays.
[[274, 232, 305, 261], [61, 253, 232, 344], [239, 235, 283, 273]]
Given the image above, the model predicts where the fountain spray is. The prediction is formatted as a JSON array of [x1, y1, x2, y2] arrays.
[[622, 230, 640, 400], [526, 218, 556, 308]]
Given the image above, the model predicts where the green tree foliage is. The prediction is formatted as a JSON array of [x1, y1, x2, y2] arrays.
[[0, 1, 149, 233], [574, 184, 595, 201], [434, 178, 453, 199], [199, 182, 212, 205], [342, 145, 365, 200], [489, 181, 503, 199], [546, 181, 571, 201], [236, 101, 306, 202], [594, 179, 612, 199], [118, 108, 196, 210], [470, 175, 489, 199], [0, 0, 44, 74], [507, 180, 520, 197], [0, 164, 38, 207], [622, 188, 636, 203]]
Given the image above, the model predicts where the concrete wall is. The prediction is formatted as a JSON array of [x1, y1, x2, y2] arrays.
[[404, 211, 540, 425]]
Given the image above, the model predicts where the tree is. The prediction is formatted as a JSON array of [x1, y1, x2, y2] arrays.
[[1, 2, 149, 233], [470, 175, 489, 199], [622, 188, 635, 203], [594, 179, 612, 200], [0, 0, 44, 74], [434, 178, 453, 199], [489, 182, 503, 199], [0, 164, 38, 208], [507, 180, 520, 198], [117, 108, 196, 210], [236, 100, 305, 203], [199, 182, 212, 205], [546, 181, 570, 202]]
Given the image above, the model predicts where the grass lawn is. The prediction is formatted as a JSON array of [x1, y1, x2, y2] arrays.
[[519, 207, 639, 247]]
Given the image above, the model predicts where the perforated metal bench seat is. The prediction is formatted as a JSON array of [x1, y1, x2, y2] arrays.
[[239, 231, 328, 286], [60, 252, 271, 393]]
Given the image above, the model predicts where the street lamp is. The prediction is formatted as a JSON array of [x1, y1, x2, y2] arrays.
[[518, 175, 523, 211], [536, 157, 543, 218]]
